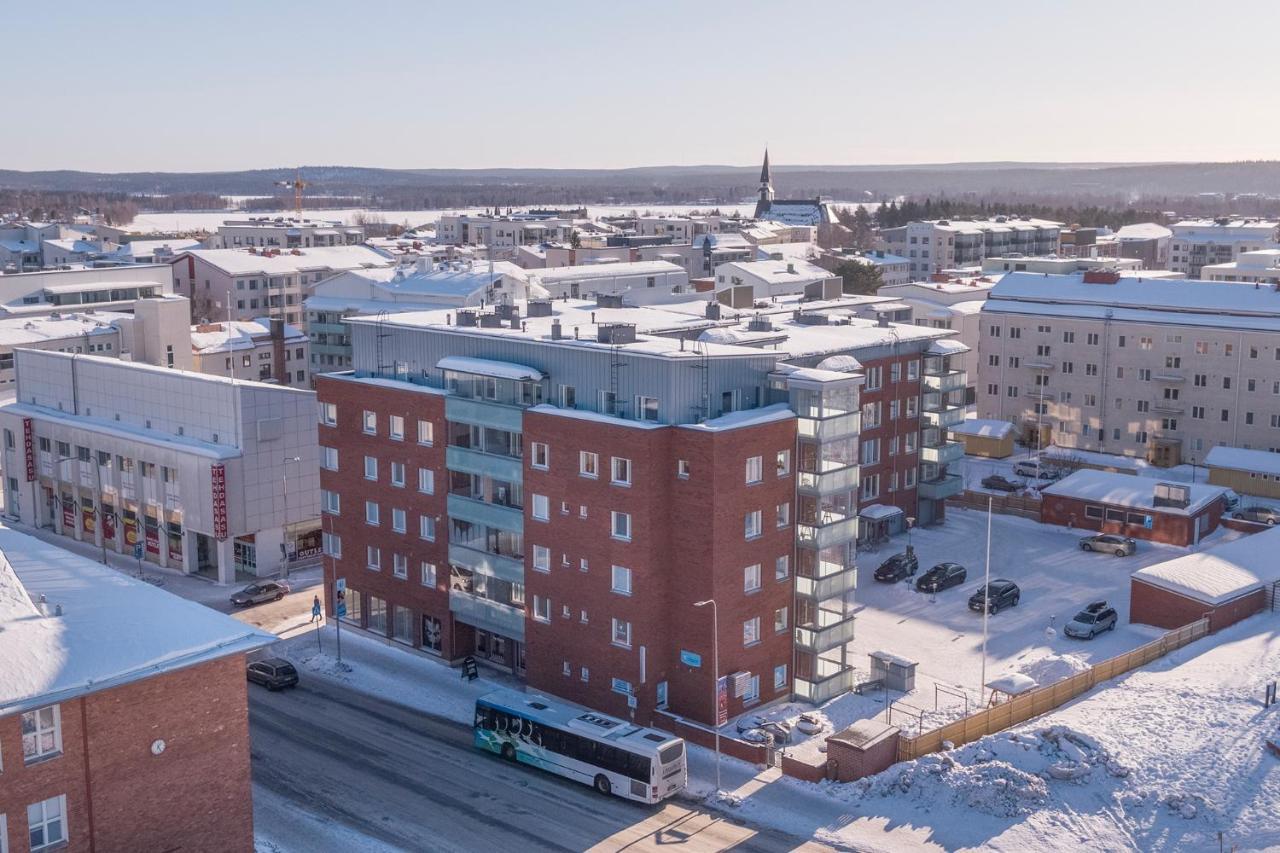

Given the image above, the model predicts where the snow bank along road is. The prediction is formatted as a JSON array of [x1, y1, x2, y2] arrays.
[[250, 675, 836, 853]]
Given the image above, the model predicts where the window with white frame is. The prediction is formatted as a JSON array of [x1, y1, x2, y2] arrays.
[[775, 554, 790, 580], [389, 461, 405, 487], [392, 508, 406, 533], [363, 455, 377, 480], [366, 545, 381, 570], [579, 451, 599, 478], [533, 595, 550, 622], [21, 706, 61, 763], [862, 473, 880, 500], [417, 419, 434, 445], [774, 606, 788, 633], [611, 564, 632, 595], [530, 442, 549, 469], [365, 500, 379, 525], [320, 402, 337, 426], [393, 553, 408, 578], [532, 494, 549, 521], [776, 502, 790, 528], [418, 467, 434, 494], [420, 561, 437, 587], [611, 618, 632, 647], [774, 664, 788, 690], [611, 511, 631, 540], [677, 459, 690, 479], [419, 515, 435, 540], [745, 455, 763, 484], [322, 531, 341, 558], [389, 414, 404, 440], [362, 410, 377, 434], [320, 446, 338, 470], [744, 563, 761, 592], [743, 674, 760, 702], [27, 795, 66, 851], [533, 545, 550, 572], [776, 449, 791, 476], [743, 616, 760, 646], [322, 489, 340, 514], [636, 396, 659, 422], [611, 457, 631, 485], [581, 666, 590, 682], [744, 510, 762, 539]]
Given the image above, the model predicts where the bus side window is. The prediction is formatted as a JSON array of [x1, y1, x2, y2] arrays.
[[476, 706, 493, 730]]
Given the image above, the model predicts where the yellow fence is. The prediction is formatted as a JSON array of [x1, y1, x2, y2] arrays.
[[896, 616, 1210, 762]]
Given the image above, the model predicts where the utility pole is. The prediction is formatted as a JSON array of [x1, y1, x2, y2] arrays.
[[281, 456, 300, 580], [694, 598, 721, 795]]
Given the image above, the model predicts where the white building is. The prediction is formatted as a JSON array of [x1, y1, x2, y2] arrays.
[[0, 265, 173, 319], [0, 221, 61, 272], [879, 217, 1063, 278], [190, 318, 310, 387], [529, 260, 689, 302], [1200, 249, 1280, 284], [207, 217, 365, 249], [104, 238, 202, 264], [713, 259, 841, 307], [1169, 218, 1279, 277], [980, 256, 1145, 275], [434, 213, 575, 252], [0, 350, 320, 584], [1115, 222, 1172, 269], [826, 249, 911, 286]]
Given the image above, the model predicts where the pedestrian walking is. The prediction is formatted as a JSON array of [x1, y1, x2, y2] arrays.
[[310, 595, 322, 623]]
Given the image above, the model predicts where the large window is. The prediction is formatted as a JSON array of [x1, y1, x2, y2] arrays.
[[533, 545, 550, 572], [418, 468, 434, 494], [419, 515, 435, 541], [611, 511, 631, 541], [27, 795, 67, 851], [579, 451, 599, 479], [421, 561, 437, 588], [389, 415, 405, 441], [532, 494, 549, 521], [530, 442, 549, 469], [611, 565, 632, 595], [392, 508, 406, 533], [365, 501, 380, 526], [611, 618, 632, 647], [342, 589, 363, 624], [745, 455, 763, 484], [611, 457, 631, 486], [393, 606, 413, 644], [320, 446, 338, 470], [362, 410, 377, 434], [417, 419, 434, 445], [322, 490, 340, 515], [21, 706, 61, 763], [364, 456, 378, 481], [390, 462, 405, 488], [743, 617, 760, 647], [743, 564, 761, 593], [367, 595, 387, 634], [320, 402, 337, 426], [744, 510, 762, 540], [393, 553, 408, 578], [366, 546, 381, 570]]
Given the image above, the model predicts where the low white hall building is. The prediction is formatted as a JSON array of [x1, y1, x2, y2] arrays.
[[0, 350, 319, 584]]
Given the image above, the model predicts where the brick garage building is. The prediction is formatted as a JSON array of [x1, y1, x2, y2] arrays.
[[0, 523, 272, 853], [1040, 470, 1227, 547], [1130, 525, 1280, 632]]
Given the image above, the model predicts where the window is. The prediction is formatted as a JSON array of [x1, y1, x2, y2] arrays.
[[390, 461, 405, 487], [775, 554, 790, 580], [533, 595, 551, 622], [362, 410, 377, 434], [611, 511, 632, 541], [533, 545, 550, 572], [677, 459, 691, 479], [774, 664, 788, 691], [611, 564, 632, 595], [532, 494, 549, 521], [417, 419, 434, 445], [531, 442, 549, 469], [342, 589, 362, 624], [775, 449, 791, 477], [612, 618, 632, 647], [418, 468, 434, 494], [393, 606, 413, 644], [1062, 331, 1074, 343], [366, 545, 381, 570], [636, 396, 659, 422], [393, 553, 408, 579], [744, 510, 762, 539], [320, 446, 338, 470], [27, 795, 66, 851], [861, 438, 880, 465], [391, 508, 406, 533], [744, 563, 761, 593], [367, 596, 387, 633], [579, 451, 599, 478], [420, 562, 437, 587], [21, 706, 61, 763], [611, 457, 631, 485], [364, 455, 378, 481], [862, 473, 880, 501], [320, 402, 337, 426], [776, 502, 791, 528], [322, 489, 340, 514], [743, 616, 761, 646], [322, 531, 341, 558], [419, 515, 435, 541], [365, 501, 379, 526], [745, 455, 763, 484], [581, 667, 590, 682], [774, 606, 789, 633]]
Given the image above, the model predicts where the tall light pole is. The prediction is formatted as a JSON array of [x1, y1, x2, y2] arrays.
[[693, 598, 721, 795], [980, 495, 993, 706], [54, 453, 109, 565], [281, 456, 301, 580]]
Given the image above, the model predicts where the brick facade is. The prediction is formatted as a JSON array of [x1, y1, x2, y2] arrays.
[[1040, 494, 1221, 547], [855, 351, 923, 522], [1130, 578, 1264, 633], [0, 655, 255, 853]]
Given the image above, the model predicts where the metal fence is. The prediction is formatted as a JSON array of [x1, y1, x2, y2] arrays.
[[896, 616, 1210, 762]]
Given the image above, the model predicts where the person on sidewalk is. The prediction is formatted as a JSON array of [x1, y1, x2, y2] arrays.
[[310, 595, 322, 623]]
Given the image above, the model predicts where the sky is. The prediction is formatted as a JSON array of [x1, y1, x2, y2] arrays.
[[7, 0, 1280, 173]]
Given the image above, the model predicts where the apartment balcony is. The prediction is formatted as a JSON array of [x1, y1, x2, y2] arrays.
[[1025, 358, 1055, 370], [1154, 372, 1185, 383], [795, 608, 856, 653], [795, 561, 857, 601], [448, 543, 524, 585], [449, 589, 525, 641], [797, 411, 860, 441], [1153, 401, 1185, 414], [922, 404, 966, 429], [793, 659, 855, 704], [922, 370, 967, 394], [445, 395, 523, 432], [796, 464, 859, 496], [446, 493, 524, 534], [308, 321, 348, 335], [920, 440, 965, 466], [796, 514, 859, 550], [918, 472, 964, 501], [446, 445, 523, 484]]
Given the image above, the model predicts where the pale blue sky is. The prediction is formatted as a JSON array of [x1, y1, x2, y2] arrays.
[[8, 0, 1280, 172]]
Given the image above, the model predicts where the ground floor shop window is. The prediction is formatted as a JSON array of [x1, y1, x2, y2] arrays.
[[421, 615, 442, 654], [341, 588, 362, 625], [393, 605, 413, 644], [367, 595, 387, 634]]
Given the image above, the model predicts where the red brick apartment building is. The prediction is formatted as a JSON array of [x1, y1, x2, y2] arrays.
[[317, 295, 966, 725], [0, 524, 273, 853]]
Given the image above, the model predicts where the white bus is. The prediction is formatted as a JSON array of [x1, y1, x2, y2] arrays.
[[474, 689, 687, 803]]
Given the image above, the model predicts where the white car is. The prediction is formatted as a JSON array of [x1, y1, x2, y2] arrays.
[[1012, 459, 1063, 480]]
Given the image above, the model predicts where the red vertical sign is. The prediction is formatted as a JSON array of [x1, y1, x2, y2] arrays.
[[62, 501, 75, 531], [103, 512, 116, 541], [716, 676, 729, 726], [22, 417, 34, 482], [211, 463, 228, 539]]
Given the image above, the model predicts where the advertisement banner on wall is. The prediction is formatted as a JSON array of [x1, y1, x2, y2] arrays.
[[81, 506, 95, 535], [715, 675, 729, 726], [291, 528, 323, 560], [61, 500, 75, 531], [145, 524, 161, 557], [210, 463, 228, 540], [103, 511, 116, 541], [123, 516, 139, 546], [22, 417, 34, 482], [168, 533, 183, 563]]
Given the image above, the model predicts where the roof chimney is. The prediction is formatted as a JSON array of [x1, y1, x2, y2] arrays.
[[551, 320, 563, 339]]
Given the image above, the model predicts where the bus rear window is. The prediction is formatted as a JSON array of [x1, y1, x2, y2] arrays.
[[659, 742, 684, 765]]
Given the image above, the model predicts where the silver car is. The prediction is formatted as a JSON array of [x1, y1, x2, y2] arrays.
[[1079, 533, 1136, 556], [1012, 459, 1063, 480], [1233, 506, 1280, 526], [1064, 602, 1118, 639]]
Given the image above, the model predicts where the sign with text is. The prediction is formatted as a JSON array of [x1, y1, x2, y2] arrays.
[[715, 675, 729, 726], [145, 524, 161, 557], [680, 649, 702, 668], [61, 500, 75, 531], [210, 463, 228, 539], [22, 417, 34, 482]]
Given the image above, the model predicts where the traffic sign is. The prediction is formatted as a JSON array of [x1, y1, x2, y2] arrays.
[[335, 577, 347, 618], [134, 543, 144, 560]]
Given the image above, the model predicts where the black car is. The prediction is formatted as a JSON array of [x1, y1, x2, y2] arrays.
[[916, 562, 967, 592], [873, 550, 919, 582], [247, 658, 299, 691], [981, 474, 1024, 493], [1064, 601, 1118, 639], [967, 579, 1021, 614]]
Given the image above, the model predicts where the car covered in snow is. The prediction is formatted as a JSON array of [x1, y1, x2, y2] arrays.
[[1064, 601, 1118, 639], [1078, 533, 1137, 556], [980, 474, 1024, 492], [873, 550, 919, 582], [1011, 459, 1063, 480], [968, 579, 1021, 614], [915, 562, 967, 592]]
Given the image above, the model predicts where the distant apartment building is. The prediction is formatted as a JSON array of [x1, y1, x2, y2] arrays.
[[713, 259, 841, 306], [206, 216, 365, 249], [1200, 249, 1280, 284], [0, 265, 173, 319], [0, 351, 320, 583], [434, 213, 575, 251], [1115, 223, 1172, 269], [1168, 218, 1280, 277], [879, 216, 1062, 278], [528, 260, 689, 302], [980, 256, 1144, 276], [191, 318, 310, 387], [0, 222, 61, 272], [170, 245, 394, 327], [314, 293, 965, 726], [975, 270, 1280, 465], [0, 523, 273, 853], [821, 249, 911, 287]]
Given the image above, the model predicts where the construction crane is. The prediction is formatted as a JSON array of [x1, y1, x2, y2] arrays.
[[274, 169, 308, 217]]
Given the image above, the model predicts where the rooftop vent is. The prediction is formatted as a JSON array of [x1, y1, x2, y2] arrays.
[[455, 309, 478, 327], [792, 311, 829, 326], [526, 299, 553, 318], [478, 313, 504, 328], [595, 293, 625, 309], [705, 302, 722, 320], [597, 323, 637, 345], [1082, 270, 1121, 285], [747, 314, 773, 333]]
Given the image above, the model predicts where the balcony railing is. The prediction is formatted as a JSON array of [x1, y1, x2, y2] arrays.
[[918, 472, 964, 501], [1152, 401, 1184, 414], [923, 405, 966, 428], [449, 590, 525, 640], [797, 411, 860, 441], [446, 445, 523, 483], [796, 564, 857, 601], [922, 370, 967, 394], [446, 493, 524, 533], [1024, 358, 1054, 370], [796, 515, 859, 549], [796, 464, 859, 496], [445, 396, 523, 432], [793, 662, 854, 704], [1154, 372, 1185, 383], [795, 609, 856, 653], [920, 440, 965, 466], [448, 543, 525, 585]]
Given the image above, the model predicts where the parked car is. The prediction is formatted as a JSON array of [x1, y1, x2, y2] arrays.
[[1064, 601, 1118, 639], [968, 579, 1021, 614], [1233, 506, 1280, 525], [873, 550, 919, 582], [1079, 533, 1137, 556], [230, 580, 291, 607], [916, 562, 968, 592], [981, 474, 1025, 492], [247, 658, 299, 691], [1011, 459, 1063, 480], [1221, 489, 1241, 513]]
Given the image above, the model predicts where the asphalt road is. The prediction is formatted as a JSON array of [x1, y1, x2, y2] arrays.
[[250, 677, 837, 853]]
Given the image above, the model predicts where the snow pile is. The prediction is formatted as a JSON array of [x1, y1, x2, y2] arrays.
[[1016, 651, 1091, 685]]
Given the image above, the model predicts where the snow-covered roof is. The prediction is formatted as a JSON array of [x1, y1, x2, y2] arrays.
[[0, 523, 274, 715], [0, 311, 128, 348], [1116, 223, 1172, 241], [190, 319, 306, 354], [986, 673, 1039, 695], [679, 403, 795, 433], [1131, 526, 1280, 605], [1203, 445, 1280, 477], [860, 504, 904, 520], [951, 418, 1014, 439], [717, 259, 833, 287], [927, 339, 970, 356], [526, 404, 665, 430], [436, 355, 543, 382], [1041, 469, 1227, 516], [815, 354, 863, 372], [531, 260, 684, 283], [179, 245, 394, 275], [785, 366, 862, 385]]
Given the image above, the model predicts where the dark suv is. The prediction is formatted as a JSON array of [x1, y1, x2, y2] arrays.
[[247, 658, 299, 691], [873, 550, 919, 582], [968, 580, 1021, 614], [915, 562, 967, 592]]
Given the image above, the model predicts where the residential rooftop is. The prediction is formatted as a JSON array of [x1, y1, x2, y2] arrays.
[[176, 245, 394, 275]]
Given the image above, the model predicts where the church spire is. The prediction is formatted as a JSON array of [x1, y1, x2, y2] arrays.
[[755, 148, 774, 218], [759, 148, 771, 185]]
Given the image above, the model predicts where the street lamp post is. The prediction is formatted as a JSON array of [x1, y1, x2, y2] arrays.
[[54, 453, 109, 565], [281, 456, 301, 580], [693, 598, 721, 795]]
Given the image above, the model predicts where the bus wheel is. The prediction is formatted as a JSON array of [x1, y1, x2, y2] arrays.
[[594, 774, 611, 795], [501, 743, 517, 762]]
